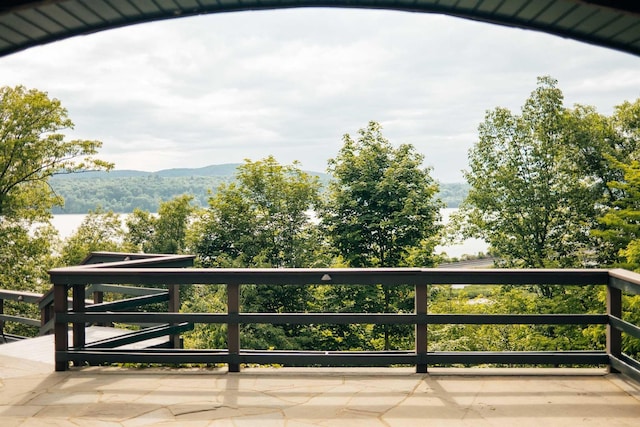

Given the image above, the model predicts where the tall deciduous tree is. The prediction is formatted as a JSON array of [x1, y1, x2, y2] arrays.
[[321, 120, 441, 268], [125, 195, 195, 254], [192, 156, 323, 269], [596, 158, 640, 269], [320, 121, 441, 350], [0, 85, 111, 299], [0, 85, 112, 222], [588, 99, 640, 265], [188, 156, 324, 350], [460, 76, 600, 272]]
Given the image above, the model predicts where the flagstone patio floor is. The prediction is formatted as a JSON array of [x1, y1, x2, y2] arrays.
[[1, 335, 639, 426]]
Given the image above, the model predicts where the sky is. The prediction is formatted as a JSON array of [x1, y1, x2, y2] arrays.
[[0, 8, 638, 182]]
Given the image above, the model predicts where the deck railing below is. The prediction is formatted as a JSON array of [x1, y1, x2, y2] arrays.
[[0, 289, 43, 341], [48, 256, 640, 382], [1, 252, 192, 342]]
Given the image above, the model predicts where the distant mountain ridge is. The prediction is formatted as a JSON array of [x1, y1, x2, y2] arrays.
[[49, 164, 467, 214], [54, 163, 245, 179]]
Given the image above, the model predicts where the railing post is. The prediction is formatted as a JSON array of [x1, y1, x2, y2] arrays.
[[72, 284, 86, 366], [415, 283, 427, 373], [40, 298, 49, 332], [92, 288, 105, 327], [93, 290, 103, 305], [168, 284, 181, 348], [54, 284, 69, 371], [0, 297, 4, 342], [607, 283, 622, 373], [227, 282, 240, 372]]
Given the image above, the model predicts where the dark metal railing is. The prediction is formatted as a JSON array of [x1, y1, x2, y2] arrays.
[[48, 257, 640, 381], [1, 252, 193, 343], [51, 252, 194, 354], [0, 289, 43, 341], [605, 269, 640, 379]]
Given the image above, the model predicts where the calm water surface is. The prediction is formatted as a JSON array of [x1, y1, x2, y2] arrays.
[[51, 208, 489, 258]]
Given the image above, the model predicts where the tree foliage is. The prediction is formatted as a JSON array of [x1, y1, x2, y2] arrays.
[[57, 208, 126, 266], [50, 174, 233, 213], [0, 85, 112, 222], [320, 121, 442, 350], [125, 195, 195, 254], [192, 156, 323, 269], [322, 120, 442, 268], [595, 159, 640, 269], [460, 76, 601, 270], [428, 284, 604, 354], [0, 224, 57, 293], [0, 84, 113, 315], [187, 157, 325, 349], [590, 99, 640, 266], [49, 168, 467, 214]]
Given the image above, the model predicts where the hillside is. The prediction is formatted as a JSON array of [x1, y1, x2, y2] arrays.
[[49, 164, 468, 214], [62, 163, 244, 179]]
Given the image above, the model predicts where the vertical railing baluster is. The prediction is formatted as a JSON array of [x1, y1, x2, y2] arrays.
[[93, 289, 103, 305], [227, 282, 240, 372], [54, 284, 69, 371], [0, 297, 4, 342], [43, 290, 56, 335], [92, 287, 105, 327], [415, 283, 427, 373], [168, 284, 180, 348], [607, 282, 622, 373], [72, 284, 86, 367]]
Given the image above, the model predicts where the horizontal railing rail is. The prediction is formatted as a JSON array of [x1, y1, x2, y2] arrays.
[[1, 284, 176, 340], [0, 289, 43, 305], [1, 289, 45, 341], [48, 260, 640, 382], [603, 269, 640, 380], [55, 312, 610, 326], [49, 267, 611, 286], [83, 322, 194, 349], [0, 252, 193, 342]]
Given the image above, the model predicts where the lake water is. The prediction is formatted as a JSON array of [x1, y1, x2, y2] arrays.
[[51, 214, 91, 239], [51, 208, 489, 258]]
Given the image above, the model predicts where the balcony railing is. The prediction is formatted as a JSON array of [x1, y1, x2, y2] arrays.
[[0, 252, 193, 341], [48, 254, 640, 382], [0, 289, 44, 341]]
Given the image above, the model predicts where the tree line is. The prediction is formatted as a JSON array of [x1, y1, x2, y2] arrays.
[[1, 80, 639, 358], [48, 167, 468, 214], [49, 175, 232, 213]]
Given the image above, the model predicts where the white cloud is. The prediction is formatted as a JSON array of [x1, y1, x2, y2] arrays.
[[0, 8, 638, 182]]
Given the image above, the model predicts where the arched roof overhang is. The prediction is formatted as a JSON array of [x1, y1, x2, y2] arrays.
[[0, 1, 639, 58]]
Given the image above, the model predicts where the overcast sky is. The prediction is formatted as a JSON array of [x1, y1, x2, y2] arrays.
[[1, 8, 638, 182]]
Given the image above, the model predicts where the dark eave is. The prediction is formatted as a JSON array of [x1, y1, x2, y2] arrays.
[[0, 1, 639, 58]]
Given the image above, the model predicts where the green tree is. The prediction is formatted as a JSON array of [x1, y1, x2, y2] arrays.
[[595, 159, 640, 269], [427, 285, 604, 355], [188, 156, 325, 350], [588, 99, 640, 265], [460, 76, 600, 272], [0, 85, 112, 222], [57, 208, 125, 266], [124, 209, 155, 251], [0, 84, 111, 319], [320, 121, 442, 350], [322, 120, 442, 267], [0, 224, 58, 337], [125, 195, 195, 254], [192, 156, 323, 269]]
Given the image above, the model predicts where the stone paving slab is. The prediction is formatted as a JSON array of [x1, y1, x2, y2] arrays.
[[0, 327, 168, 366], [0, 361, 639, 426]]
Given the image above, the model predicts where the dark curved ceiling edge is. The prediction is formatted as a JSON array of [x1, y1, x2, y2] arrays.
[[0, 1, 638, 58]]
